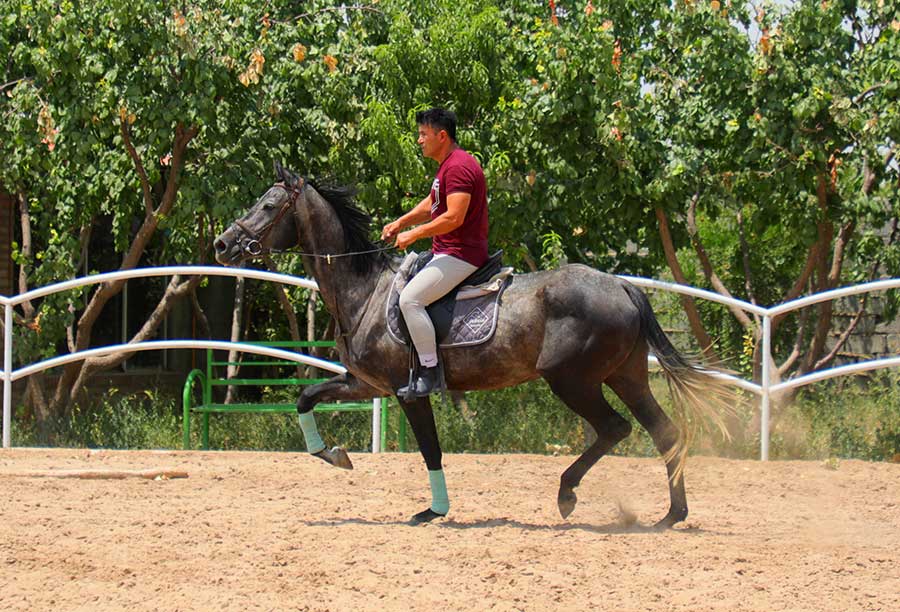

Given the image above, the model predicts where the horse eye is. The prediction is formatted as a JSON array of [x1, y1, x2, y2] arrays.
[[263, 202, 275, 210]]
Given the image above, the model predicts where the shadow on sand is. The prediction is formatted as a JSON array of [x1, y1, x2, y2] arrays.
[[302, 516, 716, 535]]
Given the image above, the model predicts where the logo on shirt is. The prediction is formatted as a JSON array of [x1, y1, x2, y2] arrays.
[[431, 178, 440, 214]]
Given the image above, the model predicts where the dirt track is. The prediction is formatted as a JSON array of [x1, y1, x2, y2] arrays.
[[1, 448, 897, 612]]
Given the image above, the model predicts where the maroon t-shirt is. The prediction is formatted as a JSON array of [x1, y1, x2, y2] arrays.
[[430, 147, 489, 267]]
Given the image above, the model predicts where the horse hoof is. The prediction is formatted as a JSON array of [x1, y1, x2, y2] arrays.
[[314, 447, 354, 470], [557, 488, 577, 519], [653, 508, 687, 530], [410, 508, 446, 525]]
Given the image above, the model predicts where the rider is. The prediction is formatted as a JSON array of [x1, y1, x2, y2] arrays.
[[381, 108, 489, 397]]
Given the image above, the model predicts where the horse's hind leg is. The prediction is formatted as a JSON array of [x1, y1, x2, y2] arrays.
[[607, 356, 688, 528], [544, 374, 633, 519]]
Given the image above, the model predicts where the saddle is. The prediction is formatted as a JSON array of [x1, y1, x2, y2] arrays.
[[386, 250, 512, 348]]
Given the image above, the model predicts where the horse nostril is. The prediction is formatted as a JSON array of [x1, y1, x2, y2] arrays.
[[214, 239, 227, 254]]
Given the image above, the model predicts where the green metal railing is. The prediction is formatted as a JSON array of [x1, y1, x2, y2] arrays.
[[182, 340, 407, 451]]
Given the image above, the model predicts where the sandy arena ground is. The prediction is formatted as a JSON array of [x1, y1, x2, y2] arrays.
[[0, 448, 897, 612]]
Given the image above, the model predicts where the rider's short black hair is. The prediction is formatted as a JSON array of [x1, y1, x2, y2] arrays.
[[416, 107, 457, 142]]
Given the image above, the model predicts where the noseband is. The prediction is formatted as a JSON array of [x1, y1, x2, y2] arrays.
[[233, 180, 304, 256]]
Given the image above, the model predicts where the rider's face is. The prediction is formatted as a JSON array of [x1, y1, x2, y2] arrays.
[[417, 124, 445, 161]]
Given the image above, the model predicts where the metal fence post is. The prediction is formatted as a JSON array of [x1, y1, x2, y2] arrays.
[[3, 302, 12, 449], [760, 314, 772, 461], [372, 398, 382, 453]]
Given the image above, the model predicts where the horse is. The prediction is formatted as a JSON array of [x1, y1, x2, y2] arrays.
[[213, 162, 736, 528]]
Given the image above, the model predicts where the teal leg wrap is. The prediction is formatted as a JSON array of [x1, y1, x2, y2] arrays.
[[298, 412, 326, 454], [428, 469, 450, 515]]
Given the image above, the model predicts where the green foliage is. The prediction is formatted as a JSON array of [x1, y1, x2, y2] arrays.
[[13, 390, 182, 449], [3, 0, 900, 427], [540, 230, 567, 269], [788, 372, 900, 461]]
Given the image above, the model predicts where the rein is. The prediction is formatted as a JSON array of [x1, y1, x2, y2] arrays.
[[233, 180, 397, 263], [230, 178, 396, 341], [268, 245, 398, 264]]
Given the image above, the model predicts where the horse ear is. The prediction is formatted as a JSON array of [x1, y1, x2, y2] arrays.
[[273, 160, 285, 182], [282, 167, 301, 188]]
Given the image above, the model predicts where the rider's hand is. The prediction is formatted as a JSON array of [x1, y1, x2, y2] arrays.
[[394, 230, 417, 250], [381, 220, 402, 242]]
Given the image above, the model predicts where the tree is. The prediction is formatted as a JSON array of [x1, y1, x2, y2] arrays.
[[2, 0, 898, 437], [605, 0, 900, 385], [0, 1, 276, 431]]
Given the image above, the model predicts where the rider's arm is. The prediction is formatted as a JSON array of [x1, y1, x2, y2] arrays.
[[403, 192, 471, 241], [397, 194, 434, 227], [382, 194, 432, 239]]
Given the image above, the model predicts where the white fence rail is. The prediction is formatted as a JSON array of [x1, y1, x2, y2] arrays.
[[1, 267, 351, 450], [2, 266, 899, 459]]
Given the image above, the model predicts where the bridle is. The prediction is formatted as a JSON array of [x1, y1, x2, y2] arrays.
[[226, 175, 398, 341], [232, 181, 304, 257], [230, 178, 396, 263]]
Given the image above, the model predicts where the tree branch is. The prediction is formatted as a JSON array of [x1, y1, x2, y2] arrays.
[[685, 194, 754, 329], [14, 191, 51, 428], [67, 220, 94, 353], [737, 207, 760, 327], [828, 221, 855, 286], [853, 81, 892, 105], [264, 255, 303, 378], [289, 5, 383, 22], [121, 119, 155, 216], [520, 244, 538, 273], [52, 122, 199, 412], [0, 77, 29, 92], [16, 192, 34, 308], [69, 275, 203, 397], [814, 215, 900, 371], [156, 123, 198, 218], [778, 307, 810, 376], [782, 243, 818, 304], [812, 298, 866, 371], [190, 287, 211, 339], [654, 206, 719, 359]]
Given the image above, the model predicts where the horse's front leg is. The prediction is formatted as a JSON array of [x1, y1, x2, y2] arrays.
[[397, 396, 448, 524], [296, 373, 384, 470]]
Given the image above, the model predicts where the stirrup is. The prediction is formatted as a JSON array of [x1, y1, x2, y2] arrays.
[[398, 365, 444, 399]]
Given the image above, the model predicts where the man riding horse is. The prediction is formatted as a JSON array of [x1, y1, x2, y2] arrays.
[[213, 109, 738, 527], [381, 108, 490, 398]]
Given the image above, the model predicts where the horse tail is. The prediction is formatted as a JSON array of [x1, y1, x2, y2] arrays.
[[621, 281, 736, 478]]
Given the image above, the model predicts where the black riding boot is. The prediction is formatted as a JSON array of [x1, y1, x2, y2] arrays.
[[398, 365, 444, 399]]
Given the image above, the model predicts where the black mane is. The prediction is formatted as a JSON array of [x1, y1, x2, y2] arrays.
[[307, 178, 384, 275]]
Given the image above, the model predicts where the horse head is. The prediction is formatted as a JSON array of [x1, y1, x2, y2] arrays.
[[215, 162, 382, 276], [214, 161, 304, 266]]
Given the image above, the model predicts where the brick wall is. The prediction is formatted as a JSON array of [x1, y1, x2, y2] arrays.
[[834, 294, 900, 362]]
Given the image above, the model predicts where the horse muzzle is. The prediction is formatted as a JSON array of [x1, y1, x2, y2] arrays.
[[213, 228, 245, 266]]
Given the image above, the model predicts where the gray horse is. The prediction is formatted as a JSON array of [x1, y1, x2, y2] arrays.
[[214, 163, 735, 528]]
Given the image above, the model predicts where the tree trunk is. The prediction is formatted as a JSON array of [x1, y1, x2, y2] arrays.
[[68, 275, 203, 401], [306, 289, 318, 377], [49, 121, 197, 415], [224, 272, 246, 405], [13, 191, 53, 438], [264, 256, 304, 378], [654, 206, 719, 361]]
